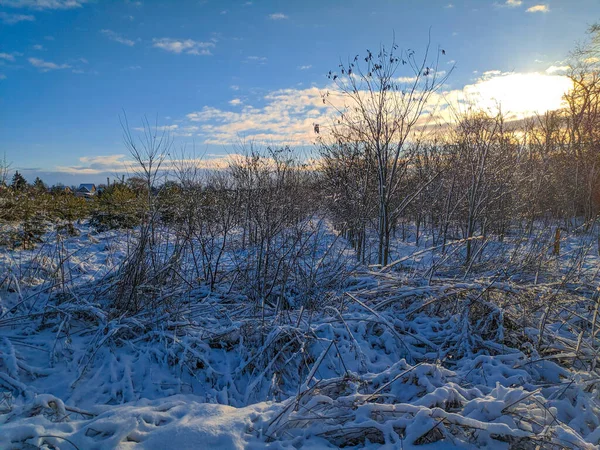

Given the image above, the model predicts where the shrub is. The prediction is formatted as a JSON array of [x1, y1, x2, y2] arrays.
[[90, 183, 143, 231]]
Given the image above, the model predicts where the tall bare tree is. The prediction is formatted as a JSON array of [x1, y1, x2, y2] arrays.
[[323, 37, 451, 265]]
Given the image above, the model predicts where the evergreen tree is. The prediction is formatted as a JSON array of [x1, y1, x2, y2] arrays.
[[11, 171, 27, 191], [33, 176, 47, 193]]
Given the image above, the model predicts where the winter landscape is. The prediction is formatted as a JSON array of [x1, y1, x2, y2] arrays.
[[2, 1, 600, 449]]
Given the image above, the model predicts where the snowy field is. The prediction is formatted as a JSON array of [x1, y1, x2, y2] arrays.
[[1, 221, 600, 449]]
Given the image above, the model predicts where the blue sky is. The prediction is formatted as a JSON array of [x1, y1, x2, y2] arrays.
[[1, 0, 599, 185]]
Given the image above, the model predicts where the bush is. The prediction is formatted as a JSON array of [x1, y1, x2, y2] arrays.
[[50, 194, 89, 222], [89, 184, 143, 231], [90, 210, 140, 232], [0, 212, 49, 249]]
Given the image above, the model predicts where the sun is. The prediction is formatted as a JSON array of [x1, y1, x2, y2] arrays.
[[464, 72, 573, 119]]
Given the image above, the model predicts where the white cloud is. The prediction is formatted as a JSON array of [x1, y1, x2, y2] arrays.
[[298, 65, 312, 70], [131, 124, 200, 137], [100, 29, 135, 46], [396, 76, 418, 83], [32, 44, 45, 50], [0, 0, 88, 9], [0, 53, 16, 62], [133, 124, 178, 132], [179, 69, 573, 146], [246, 55, 267, 64], [0, 11, 34, 23], [268, 12, 288, 20], [28, 57, 71, 71], [546, 65, 570, 74], [494, 0, 522, 8], [229, 98, 242, 106], [445, 4, 454, 8], [79, 155, 125, 166], [481, 70, 502, 79], [185, 87, 339, 145], [54, 152, 236, 174], [526, 4, 549, 13], [55, 154, 128, 174], [152, 38, 215, 55], [230, 85, 240, 91]]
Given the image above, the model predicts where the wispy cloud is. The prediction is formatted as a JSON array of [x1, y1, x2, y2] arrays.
[[546, 65, 570, 74], [230, 85, 240, 91], [298, 65, 312, 70], [526, 4, 549, 13], [32, 44, 45, 50], [0, 11, 34, 23], [482, 70, 502, 78], [0, 74, 7, 80], [185, 87, 336, 146], [131, 124, 199, 137], [0, 0, 88, 10], [152, 38, 215, 55], [54, 153, 242, 175], [445, 4, 454, 8], [268, 12, 288, 20], [246, 55, 267, 64], [395, 76, 419, 83], [133, 124, 179, 132], [505, 0, 522, 6], [0, 53, 17, 62], [100, 29, 136, 46], [55, 154, 128, 174], [28, 57, 71, 71], [229, 98, 242, 106], [179, 68, 572, 146]]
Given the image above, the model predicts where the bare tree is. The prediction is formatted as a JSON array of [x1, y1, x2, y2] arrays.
[[113, 115, 176, 313], [564, 25, 600, 226], [0, 152, 10, 188], [323, 36, 452, 265]]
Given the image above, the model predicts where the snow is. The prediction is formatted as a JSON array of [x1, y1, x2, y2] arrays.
[[1, 395, 273, 449], [1, 221, 599, 449]]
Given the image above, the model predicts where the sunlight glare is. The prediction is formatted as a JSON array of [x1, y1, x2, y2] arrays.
[[464, 72, 573, 118]]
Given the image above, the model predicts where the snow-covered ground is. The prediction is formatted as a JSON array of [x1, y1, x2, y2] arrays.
[[1, 222, 599, 449]]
